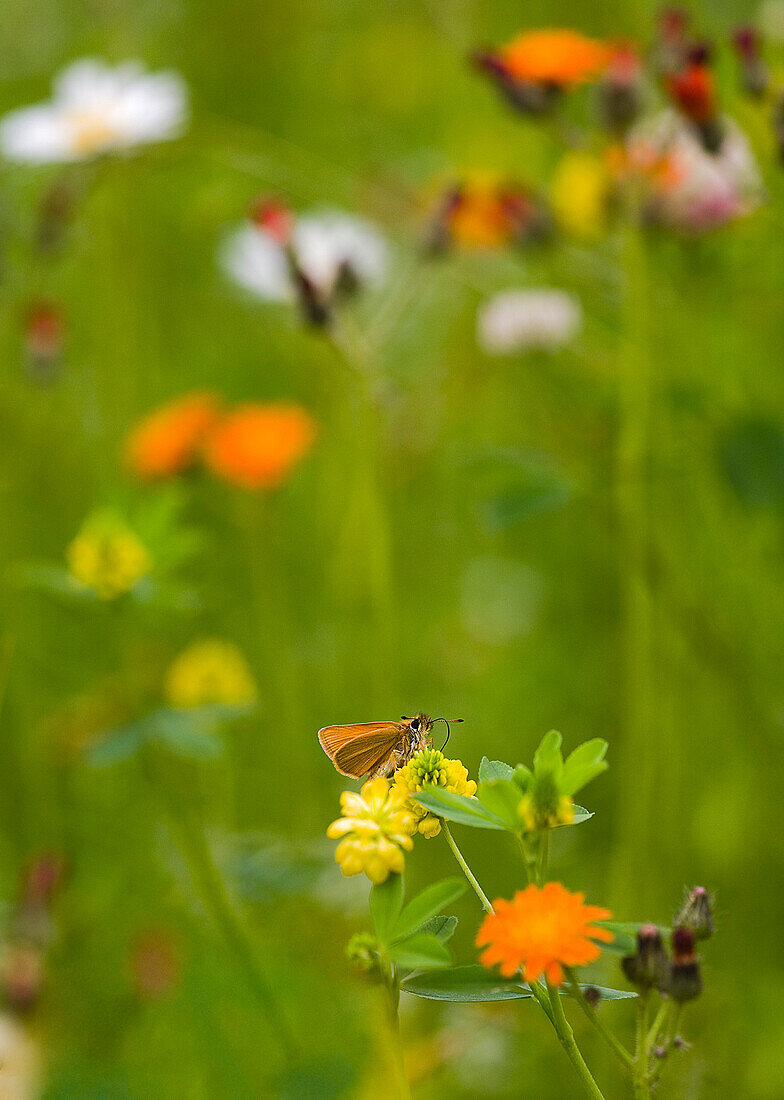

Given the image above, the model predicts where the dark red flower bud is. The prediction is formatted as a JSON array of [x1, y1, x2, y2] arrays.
[[667, 927, 702, 1003], [732, 27, 769, 97], [583, 985, 601, 1007], [599, 46, 644, 132], [733, 26, 761, 58]]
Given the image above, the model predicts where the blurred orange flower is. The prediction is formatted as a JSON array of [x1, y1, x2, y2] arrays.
[[476, 882, 613, 985], [125, 392, 221, 479], [499, 29, 611, 87], [204, 403, 316, 489], [441, 178, 541, 249]]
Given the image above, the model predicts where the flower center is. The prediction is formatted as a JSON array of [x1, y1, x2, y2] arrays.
[[68, 110, 118, 155]]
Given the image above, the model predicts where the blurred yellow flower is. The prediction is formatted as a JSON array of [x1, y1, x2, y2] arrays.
[[551, 151, 610, 239], [66, 513, 150, 600], [164, 639, 257, 708], [392, 748, 477, 838], [327, 777, 415, 883]]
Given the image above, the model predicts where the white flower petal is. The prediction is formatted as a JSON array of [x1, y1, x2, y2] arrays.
[[0, 104, 76, 162], [293, 211, 387, 295], [478, 289, 582, 354], [220, 225, 294, 302]]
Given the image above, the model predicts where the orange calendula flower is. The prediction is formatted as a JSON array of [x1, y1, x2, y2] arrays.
[[203, 402, 316, 489], [498, 29, 611, 87], [476, 882, 613, 985], [125, 392, 221, 479]]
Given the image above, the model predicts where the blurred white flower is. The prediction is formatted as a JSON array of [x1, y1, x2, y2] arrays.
[[629, 109, 762, 232], [477, 289, 582, 354], [0, 1014, 40, 1100], [0, 58, 188, 163], [220, 208, 387, 306]]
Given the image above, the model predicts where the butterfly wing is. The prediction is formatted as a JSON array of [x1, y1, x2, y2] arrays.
[[318, 721, 404, 779]]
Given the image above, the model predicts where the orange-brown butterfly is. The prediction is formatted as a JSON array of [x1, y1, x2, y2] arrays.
[[318, 713, 462, 780]]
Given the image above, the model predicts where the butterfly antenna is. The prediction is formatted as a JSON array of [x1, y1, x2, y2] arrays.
[[435, 717, 463, 751]]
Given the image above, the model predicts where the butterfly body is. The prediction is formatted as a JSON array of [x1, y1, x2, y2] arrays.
[[318, 713, 433, 780]]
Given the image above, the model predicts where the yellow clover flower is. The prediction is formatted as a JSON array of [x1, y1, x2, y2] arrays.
[[327, 778, 416, 884], [66, 512, 150, 600], [164, 639, 257, 708], [550, 151, 611, 240], [393, 748, 477, 838]]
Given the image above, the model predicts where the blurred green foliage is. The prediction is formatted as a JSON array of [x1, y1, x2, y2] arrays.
[[1, 0, 784, 1097]]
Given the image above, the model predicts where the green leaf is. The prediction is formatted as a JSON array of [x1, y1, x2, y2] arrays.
[[391, 878, 466, 942], [401, 965, 532, 1002], [477, 779, 523, 829], [478, 757, 515, 782], [413, 788, 507, 830], [570, 805, 593, 825], [401, 966, 639, 1003], [513, 763, 533, 790], [149, 710, 224, 759], [558, 743, 606, 796], [561, 739, 609, 796], [533, 730, 564, 777], [416, 915, 458, 943], [84, 722, 148, 766], [387, 933, 451, 970], [11, 563, 100, 603], [568, 984, 637, 1002], [370, 874, 404, 942]]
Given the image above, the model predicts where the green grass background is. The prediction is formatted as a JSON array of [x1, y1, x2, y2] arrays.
[[2, 0, 784, 1096]]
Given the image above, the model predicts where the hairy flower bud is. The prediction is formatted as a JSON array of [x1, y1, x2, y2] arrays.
[[674, 886, 714, 941], [621, 923, 669, 992]]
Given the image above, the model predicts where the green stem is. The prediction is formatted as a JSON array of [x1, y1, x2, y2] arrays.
[[142, 754, 298, 1060], [632, 995, 651, 1099], [528, 976, 556, 1025], [516, 833, 537, 884], [547, 978, 607, 1100], [382, 959, 411, 1100], [649, 1003, 684, 1088], [442, 821, 493, 913], [646, 999, 670, 1051], [565, 969, 634, 1068]]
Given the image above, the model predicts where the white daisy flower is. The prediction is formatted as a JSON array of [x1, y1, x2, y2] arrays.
[[0, 58, 188, 164], [629, 109, 762, 232], [477, 289, 582, 354], [220, 208, 387, 307]]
